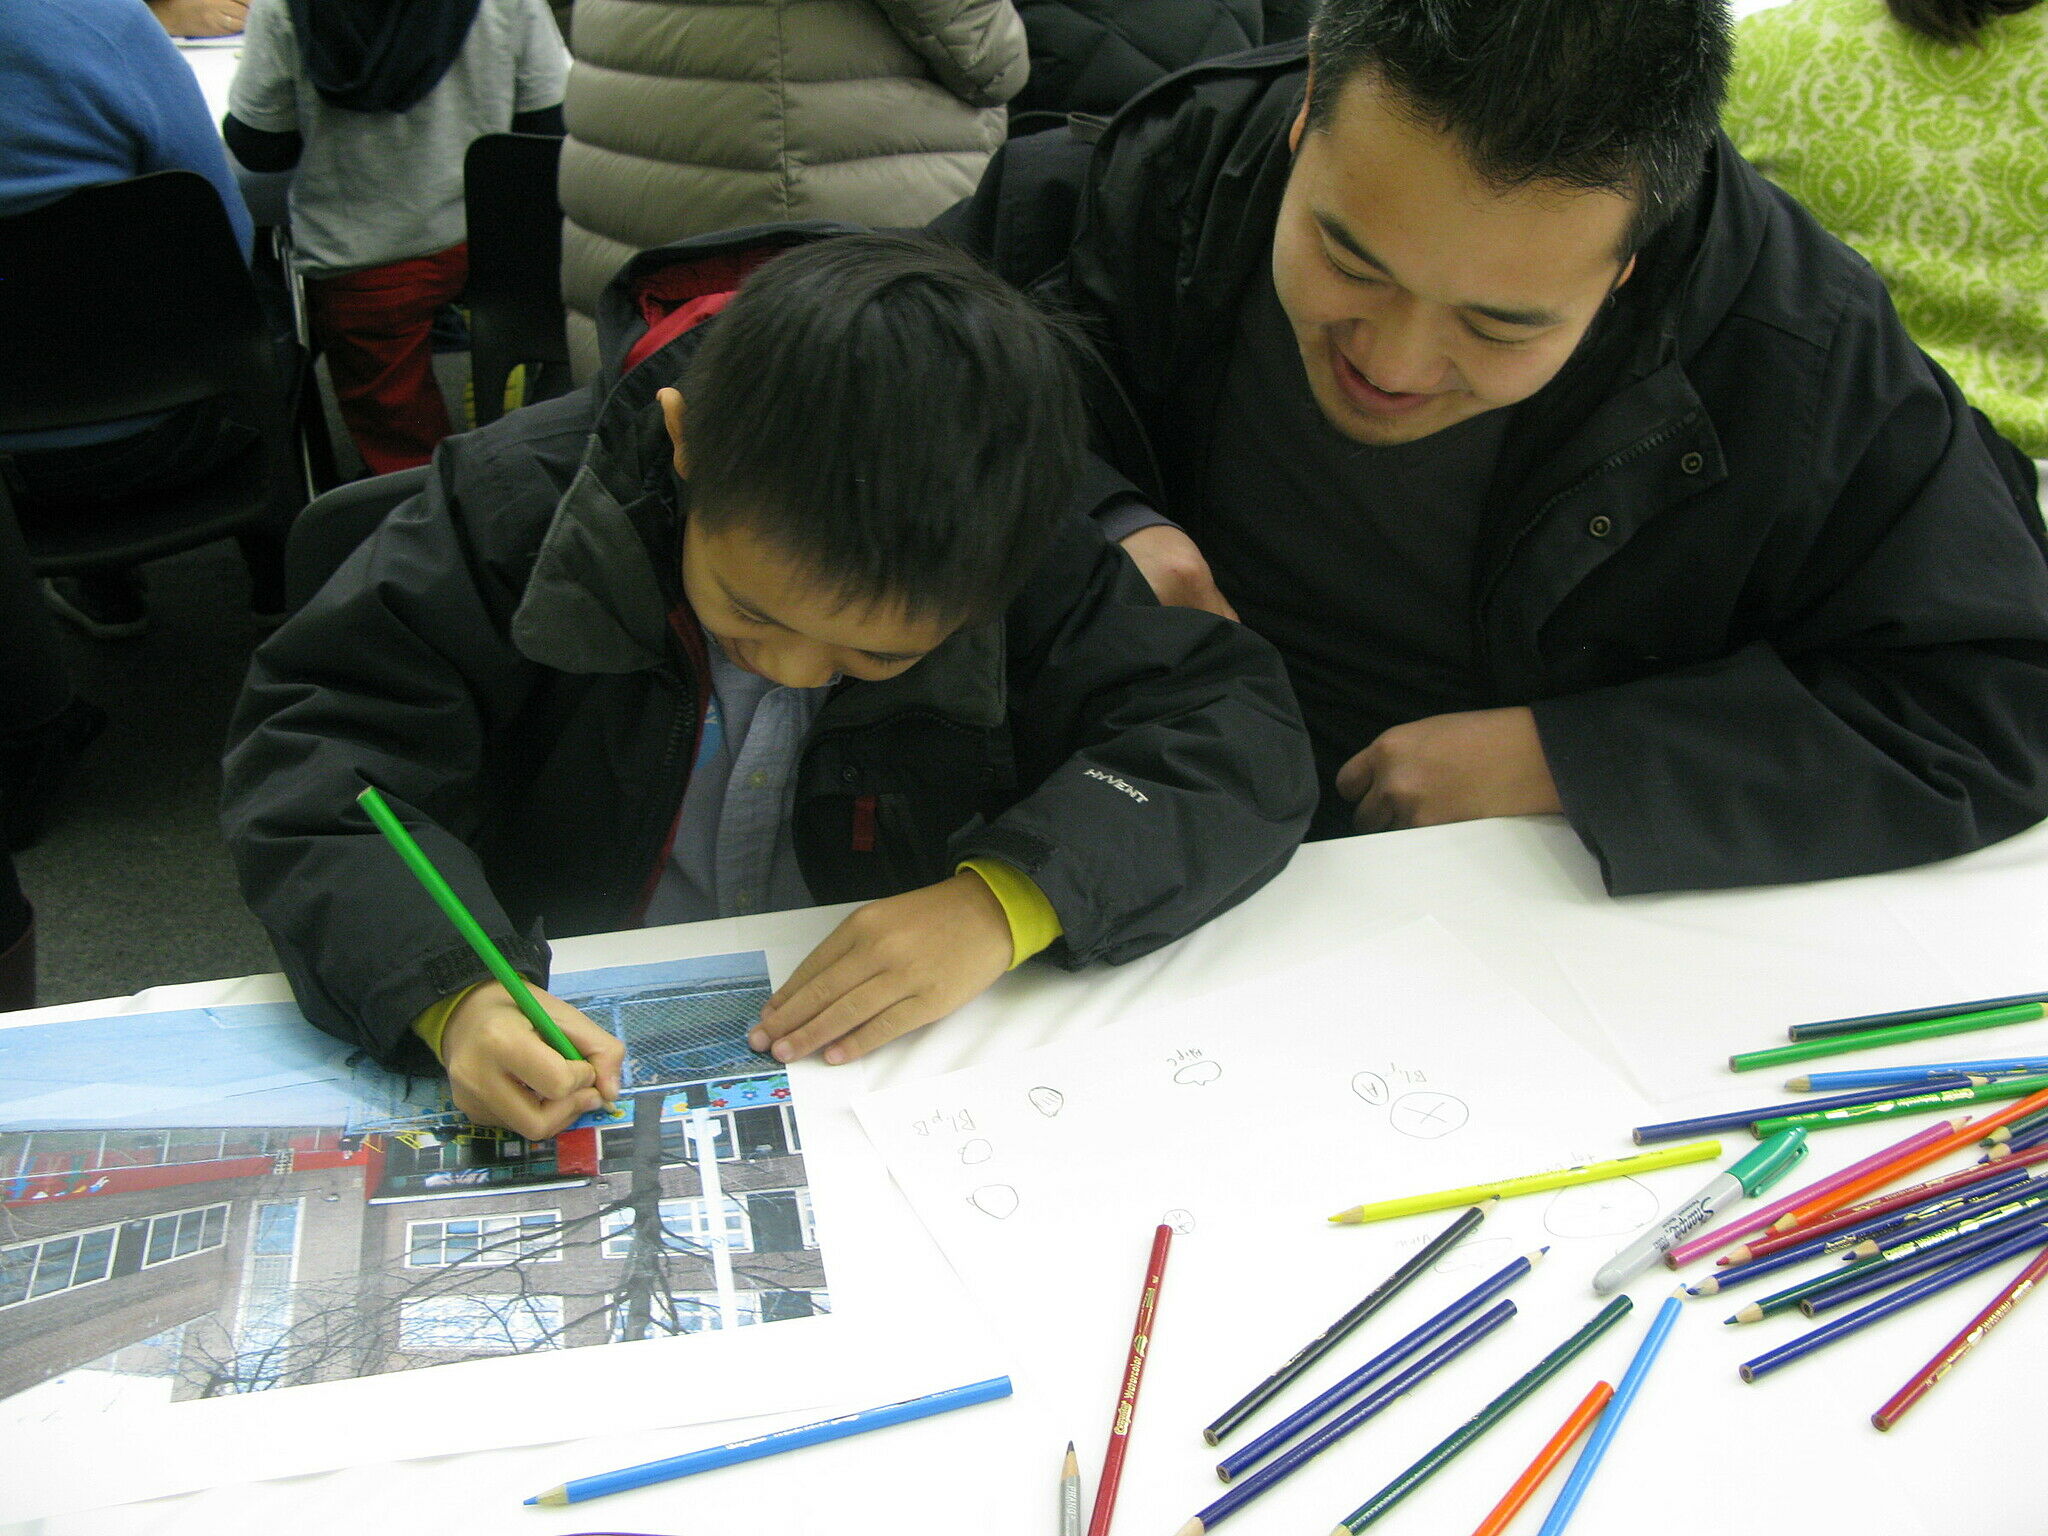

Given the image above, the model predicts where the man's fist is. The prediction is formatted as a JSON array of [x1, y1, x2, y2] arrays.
[[1337, 706, 1562, 832]]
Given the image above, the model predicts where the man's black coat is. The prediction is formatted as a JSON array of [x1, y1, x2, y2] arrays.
[[220, 226, 1317, 1066], [941, 45, 2048, 896]]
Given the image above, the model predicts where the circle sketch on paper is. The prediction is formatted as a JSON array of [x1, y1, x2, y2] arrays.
[[968, 1185, 1020, 1220], [1027, 1086, 1065, 1117], [1389, 1092, 1469, 1140], [959, 1138, 993, 1165], [1351, 1072, 1390, 1107], [1543, 1177, 1660, 1239], [1432, 1237, 1510, 1275], [1173, 1060, 1223, 1087], [1162, 1208, 1196, 1234]]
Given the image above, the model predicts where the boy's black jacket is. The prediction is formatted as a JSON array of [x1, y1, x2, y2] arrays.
[[940, 45, 2048, 895], [220, 224, 1318, 1068]]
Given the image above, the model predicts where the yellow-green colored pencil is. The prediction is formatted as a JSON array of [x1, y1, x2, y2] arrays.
[[1328, 1140, 1722, 1225]]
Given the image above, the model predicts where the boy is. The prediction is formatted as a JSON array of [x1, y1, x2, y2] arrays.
[[222, 232, 1317, 1140]]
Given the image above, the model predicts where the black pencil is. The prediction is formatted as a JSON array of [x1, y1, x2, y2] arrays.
[[1200, 1198, 1494, 1445], [1787, 990, 2048, 1042]]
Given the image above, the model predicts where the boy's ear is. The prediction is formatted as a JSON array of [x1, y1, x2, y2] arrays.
[[657, 386, 690, 478]]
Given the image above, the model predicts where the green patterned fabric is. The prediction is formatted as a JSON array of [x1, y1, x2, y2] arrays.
[[1725, 0, 2048, 455]]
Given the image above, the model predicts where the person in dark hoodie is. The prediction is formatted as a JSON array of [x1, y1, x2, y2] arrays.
[[220, 232, 1316, 1139], [940, 0, 2048, 895], [224, 0, 567, 473]]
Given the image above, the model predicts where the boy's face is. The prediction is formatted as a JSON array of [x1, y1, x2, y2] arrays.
[[662, 388, 960, 689]]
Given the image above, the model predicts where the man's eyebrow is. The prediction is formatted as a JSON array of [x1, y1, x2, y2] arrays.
[[1312, 209, 1563, 329]]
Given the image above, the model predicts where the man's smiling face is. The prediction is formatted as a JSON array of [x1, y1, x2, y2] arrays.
[[1272, 68, 1638, 446]]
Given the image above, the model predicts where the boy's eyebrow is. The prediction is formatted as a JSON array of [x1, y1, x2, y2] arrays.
[[716, 572, 930, 664], [1312, 210, 1563, 329]]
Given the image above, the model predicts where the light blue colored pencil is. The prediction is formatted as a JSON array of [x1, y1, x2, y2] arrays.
[[523, 1376, 1012, 1505], [1533, 1291, 1683, 1535], [1790, 1058, 2048, 1092]]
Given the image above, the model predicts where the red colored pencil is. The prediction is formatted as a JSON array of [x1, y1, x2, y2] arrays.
[[1467, 1380, 1613, 1536], [1726, 1145, 2048, 1263], [1782, 1086, 2048, 1229], [1872, 1242, 2048, 1430], [1087, 1223, 1173, 1536]]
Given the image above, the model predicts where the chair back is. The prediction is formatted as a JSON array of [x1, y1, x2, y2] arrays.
[[464, 133, 569, 361], [0, 172, 272, 432], [284, 465, 432, 613]]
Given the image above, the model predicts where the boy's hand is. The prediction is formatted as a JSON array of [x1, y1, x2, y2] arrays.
[[1338, 706, 1563, 833], [147, 0, 248, 36], [440, 983, 625, 1140], [1120, 526, 1240, 621], [751, 873, 1012, 1065]]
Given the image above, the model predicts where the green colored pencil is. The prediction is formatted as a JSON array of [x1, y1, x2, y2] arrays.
[[1725, 1257, 1883, 1324], [1729, 1003, 2044, 1073], [355, 784, 584, 1063], [1328, 1296, 1634, 1532], [1752, 1073, 2048, 1137]]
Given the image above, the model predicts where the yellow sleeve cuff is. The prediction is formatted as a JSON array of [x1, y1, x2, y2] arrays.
[[960, 858, 1063, 970], [412, 981, 487, 1064]]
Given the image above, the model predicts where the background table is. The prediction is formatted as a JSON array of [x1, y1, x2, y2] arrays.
[[8, 812, 2048, 1535]]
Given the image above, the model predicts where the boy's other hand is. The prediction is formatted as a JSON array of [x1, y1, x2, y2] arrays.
[[146, 0, 248, 36], [1338, 706, 1563, 833], [440, 983, 625, 1140], [751, 873, 1012, 1065], [1120, 526, 1240, 621]]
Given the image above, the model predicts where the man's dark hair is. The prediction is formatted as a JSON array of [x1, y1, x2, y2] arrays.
[[681, 233, 1087, 628], [1885, 0, 2040, 43], [1305, 0, 1733, 254]]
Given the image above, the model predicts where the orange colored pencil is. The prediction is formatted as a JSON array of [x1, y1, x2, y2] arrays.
[[1779, 1086, 2048, 1228], [1467, 1380, 1613, 1536]]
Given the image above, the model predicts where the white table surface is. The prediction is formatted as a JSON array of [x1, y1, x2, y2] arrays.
[[9, 812, 2048, 1535]]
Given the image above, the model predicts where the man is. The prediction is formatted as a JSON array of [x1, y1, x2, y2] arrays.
[[942, 0, 2048, 894]]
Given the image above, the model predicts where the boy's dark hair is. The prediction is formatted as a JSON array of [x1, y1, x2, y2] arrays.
[[681, 233, 1087, 628], [1885, 0, 2040, 43], [1305, 0, 1733, 255]]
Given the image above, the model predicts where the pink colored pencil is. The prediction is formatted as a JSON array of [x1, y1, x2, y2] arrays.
[[1872, 1242, 2048, 1430], [1663, 1120, 1962, 1269]]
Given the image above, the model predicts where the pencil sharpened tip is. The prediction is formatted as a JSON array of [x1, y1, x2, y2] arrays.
[[528, 1488, 568, 1507], [1175, 1520, 1207, 1536]]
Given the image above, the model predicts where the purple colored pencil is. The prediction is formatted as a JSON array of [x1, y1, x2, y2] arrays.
[[1800, 1214, 2048, 1318]]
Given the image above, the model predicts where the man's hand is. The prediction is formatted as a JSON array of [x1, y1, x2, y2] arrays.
[[1119, 525, 1240, 621], [440, 983, 625, 1140], [146, 0, 249, 36], [1337, 706, 1563, 833], [750, 872, 1013, 1066]]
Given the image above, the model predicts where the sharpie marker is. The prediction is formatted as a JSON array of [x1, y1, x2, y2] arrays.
[[1592, 1130, 1807, 1295]]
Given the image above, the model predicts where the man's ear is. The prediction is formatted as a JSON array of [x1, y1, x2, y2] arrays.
[[657, 386, 690, 478], [1289, 64, 1313, 155], [1615, 253, 1638, 290]]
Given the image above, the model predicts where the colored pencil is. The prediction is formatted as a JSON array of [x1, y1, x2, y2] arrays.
[[1785, 990, 2048, 1042], [1744, 1170, 2029, 1272], [1728, 1211, 2044, 1324], [1986, 1103, 2048, 1145], [1463, 1380, 1615, 1536], [1629, 1078, 1977, 1145], [1723, 1155, 2044, 1263], [1663, 1121, 1960, 1269], [1791, 1057, 2048, 1092], [1088, 1223, 1172, 1536], [1849, 1184, 2048, 1262], [1732, 1004, 2045, 1073], [1203, 1200, 1495, 1446], [1778, 1088, 2048, 1229], [1872, 1242, 2048, 1430], [1753, 1074, 2048, 1138], [357, 783, 586, 1065], [522, 1376, 1012, 1504], [1329, 1141, 1720, 1226], [1594, 1132, 1807, 1294], [1061, 1442, 1081, 1536], [1218, 1250, 1543, 1483], [1740, 1223, 2048, 1382], [1329, 1298, 1633, 1533], [1687, 1227, 1846, 1297], [1801, 1216, 2048, 1318], [1173, 1302, 1516, 1535], [1533, 1290, 1685, 1536]]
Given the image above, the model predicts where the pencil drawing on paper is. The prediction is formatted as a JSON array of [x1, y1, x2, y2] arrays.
[[1352, 1072, 1390, 1106], [1172, 1061, 1223, 1087], [968, 1185, 1020, 1220], [0, 951, 833, 1425], [1542, 1178, 1660, 1239], [1026, 1087, 1064, 1118], [959, 1139, 993, 1165], [1389, 1092, 1470, 1140], [1161, 1208, 1196, 1234]]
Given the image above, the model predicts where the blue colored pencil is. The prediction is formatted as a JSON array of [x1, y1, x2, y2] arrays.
[[1792, 1057, 2048, 1092], [1800, 1215, 2048, 1318], [1741, 1223, 2048, 1382], [1174, 1303, 1516, 1534], [1215, 1250, 1543, 1482], [1533, 1289, 1685, 1536], [1687, 1225, 1857, 1297], [522, 1376, 1012, 1505], [1630, 1077, 1979, 1145]]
